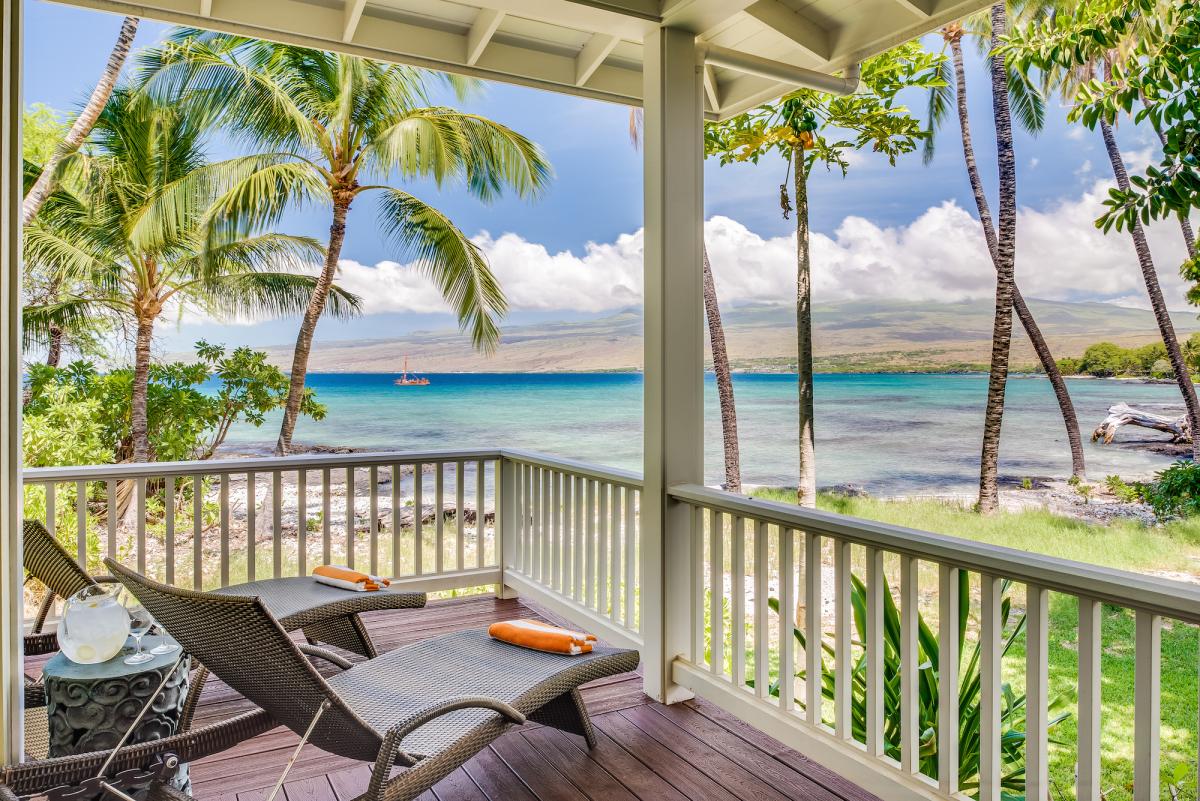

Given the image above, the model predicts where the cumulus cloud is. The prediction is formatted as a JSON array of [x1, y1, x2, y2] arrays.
[[204, 180, 1197, 323]]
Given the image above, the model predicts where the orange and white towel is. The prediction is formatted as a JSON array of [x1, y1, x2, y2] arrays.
[[313, 565, 392, 592], [488, 619, 597, 655]]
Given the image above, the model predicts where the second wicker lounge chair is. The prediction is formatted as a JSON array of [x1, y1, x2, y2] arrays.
[[106, 558, 641, 801]]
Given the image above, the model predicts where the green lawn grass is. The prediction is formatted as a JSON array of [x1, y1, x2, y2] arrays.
[[749, 488, 1200, 801]]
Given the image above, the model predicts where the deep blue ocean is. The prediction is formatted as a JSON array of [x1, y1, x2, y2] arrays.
[[221, 373, 1189, 495]]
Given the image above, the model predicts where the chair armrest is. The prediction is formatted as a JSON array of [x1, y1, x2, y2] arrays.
[[372, 696, 526, 779], [298, 644, 354, 670], [23, 631, 59, 656]]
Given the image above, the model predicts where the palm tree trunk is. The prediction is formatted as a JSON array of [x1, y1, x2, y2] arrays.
[[22, 16, 138, 226], [1143, 95, 1196, 259], [950, 36, 1086, 478], [45, 325, 63, 368], [794, 147, 816, 508], [1100, 118, 1200, 459], [978, 3, 1018, 514], [130, 313, 154, 463], [277, 198, 349, 456], [703, 244, 742, 492]]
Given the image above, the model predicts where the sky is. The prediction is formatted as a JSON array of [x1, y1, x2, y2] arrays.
[[22, 0, 1199, 357]]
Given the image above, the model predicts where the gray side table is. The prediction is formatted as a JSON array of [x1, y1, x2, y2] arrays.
[[41, 637, 191, 758]]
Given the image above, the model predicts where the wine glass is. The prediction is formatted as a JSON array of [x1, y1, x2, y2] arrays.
[[119, 590, 155, 665], [149, 616, 180, 656]]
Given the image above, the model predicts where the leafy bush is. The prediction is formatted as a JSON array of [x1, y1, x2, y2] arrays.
[[1143, 460, 1200, 519], [1104, 474, 1142, 503], [766, 573, 1068, 798]]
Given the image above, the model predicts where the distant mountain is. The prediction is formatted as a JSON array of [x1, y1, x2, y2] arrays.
[[253, 298, 1200, 373]]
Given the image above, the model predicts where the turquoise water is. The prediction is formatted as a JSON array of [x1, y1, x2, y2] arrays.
[[222, 373, 1189, 495]]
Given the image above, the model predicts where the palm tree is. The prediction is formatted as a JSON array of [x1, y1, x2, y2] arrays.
[[927, 16, 1087, 479], [978, 3, 1020, 514], [632, 108, 743, 492], [141, 32, 553, 455], [23, 87, 357, 462], [22, 16, 139, 226]]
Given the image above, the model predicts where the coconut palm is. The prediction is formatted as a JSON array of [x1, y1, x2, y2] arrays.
[[23, 16, 139, 227], [23, 87, 358, 463], [140, 32, 552, 454], [926, 13, 1088, 480]]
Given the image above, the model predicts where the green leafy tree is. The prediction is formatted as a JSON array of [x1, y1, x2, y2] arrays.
[[22, 86, 357, 463], [140, 31, 553, 454], [705, 42, 945, 507], [924, 8, 1088, 481]]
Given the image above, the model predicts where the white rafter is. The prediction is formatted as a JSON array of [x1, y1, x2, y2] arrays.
[[744, 0, 831, 62], [342, 0, 367, 42], [702, 64, 720, 112], [575, 32, 619, 86], [660, 0, 756, 35], [466, 8, 504, 66], [888, 0, 936, 18], [199, 0, 212, 16]]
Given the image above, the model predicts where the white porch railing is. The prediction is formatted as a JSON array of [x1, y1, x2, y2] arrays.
[[21, 450, 1200, 800]]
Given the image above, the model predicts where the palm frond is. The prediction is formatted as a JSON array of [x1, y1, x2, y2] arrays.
[[198, 272, 361, 321], [924, 57, 955, 164], [1006, 63, 1046, 135], [377, 188, 506, 352], [22, 297, 116, 350]]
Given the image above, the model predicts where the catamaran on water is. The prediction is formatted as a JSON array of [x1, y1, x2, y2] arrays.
[[394, 356, 430, 386]]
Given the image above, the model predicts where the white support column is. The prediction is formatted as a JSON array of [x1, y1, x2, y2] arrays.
[[0, 0, 21, 765], [641, 25, 704, 704]]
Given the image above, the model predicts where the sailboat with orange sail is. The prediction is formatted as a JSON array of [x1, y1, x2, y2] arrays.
[[394, 356, 430, 386]]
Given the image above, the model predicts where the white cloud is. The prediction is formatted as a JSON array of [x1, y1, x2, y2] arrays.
[[1066, 127, 1087, 141], [1029, 157, 1040, 169], [200, 180, 1198, 323]]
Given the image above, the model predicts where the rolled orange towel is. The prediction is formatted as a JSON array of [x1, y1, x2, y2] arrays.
[[313, 565, 391, 592], [488, 619, 597, 655]]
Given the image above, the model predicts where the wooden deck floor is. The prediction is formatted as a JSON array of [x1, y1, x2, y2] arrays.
[[159, 595, 878, 801]]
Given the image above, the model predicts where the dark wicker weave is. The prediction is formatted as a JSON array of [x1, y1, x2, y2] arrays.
[[106, 559, 642, 801]]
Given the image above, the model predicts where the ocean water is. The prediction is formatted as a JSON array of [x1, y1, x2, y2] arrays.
[[221, 373, 1190, 495]]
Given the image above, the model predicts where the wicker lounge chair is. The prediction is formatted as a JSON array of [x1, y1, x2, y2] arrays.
[[106, 558, 642, 801]]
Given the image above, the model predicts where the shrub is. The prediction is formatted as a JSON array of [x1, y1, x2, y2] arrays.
[[1104, 475, 1142, 503], [1144, 460, 1200, 519]]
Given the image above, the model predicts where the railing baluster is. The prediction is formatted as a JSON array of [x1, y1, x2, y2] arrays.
[[434, 462, 445, 575], [1078, 596, 1102, 801], [345, 466, 356, 569], [691, 506, 705, 663], [937, 564, 960, 796], [455, 460, 465, 572], [106, 480, 116, 561], [561, 472, 573, 596], [610, 485, 623, 621], [389, 465, 401, 578], [219, 475, 229, 588], [597, 482, 609, 614], [709, 509, 723, 676], [164, 476, 175, 586], [1026, 584, 1049, 801], [272, 470, 283, 579], [900, 554, 918, 773], [515, 462, 526, 573], [246, 471, 256, 582], [369, 465, 379, 575], [476, 459, 486, 568], [834, 538, 851, 738], [753, 520, 769, 700], [531, 466, 541, 581], [573, 476, 584, 600], [865, 546, 884, 755], [136, 477, 147, 575], [980, 573, 1002, 801], [805, 531, 822, 727], [551, 470, 561, 591], [540, 468, 551, 585], [585, 478, 596, 605], [731, 515, 746, 690], [413, 464, 423, 575], [298, 469, 308, 577], [76, 480, 87, 567], [625, 488, 637, 630], [779, 527, 795, 712], [44, 482, 55, 537], [194, 475, 204, 590], [1134, 610, 1162, 801], [322, 468, 332, 567]]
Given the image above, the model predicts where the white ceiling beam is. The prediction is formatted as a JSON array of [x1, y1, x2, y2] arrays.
[[744, 0, 832, 62], [702, 63, 720, 112], [463, 0, 655, 40], [342, 0, 367, 42], [466, 8, 504, 66], [199, 0, 211, 16], [888, 0, 936, 17], [559, 0, 660, 19], [660, 0, 757, 36], [575, 32, 619, 86]]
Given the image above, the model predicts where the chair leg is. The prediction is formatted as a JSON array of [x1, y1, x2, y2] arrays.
[[528, 689, 596, 748], [301, 614, 377, 658]]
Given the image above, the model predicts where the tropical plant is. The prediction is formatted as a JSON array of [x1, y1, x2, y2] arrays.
[[705, 42, 945, 507], [925, 8, 1088, 480], [1143, 459, 1200, 519], [765, 573, 1069, 796], [140, 31, 553, 454], [1003, 0, 1200, 463], [22, 16, 139, 226], [21, 86, 354, 462]]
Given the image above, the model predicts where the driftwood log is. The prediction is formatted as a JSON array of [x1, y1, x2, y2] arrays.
[[1092, 402, 1192, 444]]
